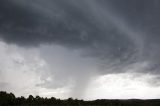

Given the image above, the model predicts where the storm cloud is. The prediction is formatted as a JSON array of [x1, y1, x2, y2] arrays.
[[0, 0, 135, 63], [0, 0, 160, 99]]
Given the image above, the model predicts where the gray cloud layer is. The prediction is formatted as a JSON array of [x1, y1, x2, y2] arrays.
[[0, 0, 160, 74], [1, 0, 160, 99]]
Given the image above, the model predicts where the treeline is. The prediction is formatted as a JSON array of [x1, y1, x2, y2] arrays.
[[0, 91, 160, 106]]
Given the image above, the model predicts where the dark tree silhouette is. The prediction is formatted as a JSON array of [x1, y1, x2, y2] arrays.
[[0, 91, 160, 106]]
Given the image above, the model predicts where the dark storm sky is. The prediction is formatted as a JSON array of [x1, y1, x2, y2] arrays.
[[0, 0, 160, 99]]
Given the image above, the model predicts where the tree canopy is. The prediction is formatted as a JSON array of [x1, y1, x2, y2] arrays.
[[0, 91, 160, 106]]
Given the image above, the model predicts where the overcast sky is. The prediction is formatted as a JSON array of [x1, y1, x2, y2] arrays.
[[0, 0, 160, 100]]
